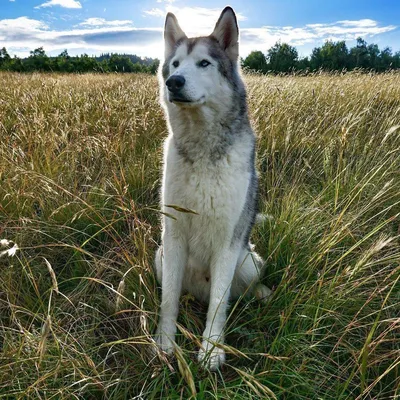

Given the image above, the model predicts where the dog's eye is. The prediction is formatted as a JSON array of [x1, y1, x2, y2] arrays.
[[172, 60, 179, 68], [199, 60, 211, 68]]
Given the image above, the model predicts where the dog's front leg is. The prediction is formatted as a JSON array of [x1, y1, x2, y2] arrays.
[[199, 246, 240, 370], [155, 230, 187, 354]]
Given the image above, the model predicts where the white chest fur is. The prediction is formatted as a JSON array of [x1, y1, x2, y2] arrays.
[[162, 134, 250, 263]]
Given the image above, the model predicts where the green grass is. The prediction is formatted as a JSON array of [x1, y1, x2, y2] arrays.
[[0, 71, 399, 399]]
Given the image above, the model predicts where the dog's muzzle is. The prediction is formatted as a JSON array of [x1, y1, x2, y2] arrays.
[[166, 75, 205, 105], [166, 75, 185, 94]]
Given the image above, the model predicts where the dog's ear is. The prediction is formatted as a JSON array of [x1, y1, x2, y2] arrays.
[[211, 7, 239, 61], [164, 12, 187, 57]]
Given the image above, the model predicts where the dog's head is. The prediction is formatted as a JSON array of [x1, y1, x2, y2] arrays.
[[160, 7, 241, 108]]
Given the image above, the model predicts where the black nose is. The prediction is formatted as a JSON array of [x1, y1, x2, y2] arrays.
[[166, 75, 185, 93]]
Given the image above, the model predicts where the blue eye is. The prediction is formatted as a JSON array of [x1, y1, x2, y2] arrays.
[[199, 59, 211, 68], [172, 60, 179, 68]]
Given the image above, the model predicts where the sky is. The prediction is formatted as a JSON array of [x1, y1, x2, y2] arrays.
[[1, 0, 399, 59]]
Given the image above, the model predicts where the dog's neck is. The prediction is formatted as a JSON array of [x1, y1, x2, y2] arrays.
[[166, 101, 251, 164]]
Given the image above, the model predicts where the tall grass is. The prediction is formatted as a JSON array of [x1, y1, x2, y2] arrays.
[[0, 71, 399, 399]]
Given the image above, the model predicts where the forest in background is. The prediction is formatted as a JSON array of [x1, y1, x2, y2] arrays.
[[0, 47, 159, 74], [1, 37, 399, 74], [242, 37, 400, 73]]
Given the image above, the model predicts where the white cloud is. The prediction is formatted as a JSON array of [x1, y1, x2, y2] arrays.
[[0, 16, 48, 32], [142, 5, 396, 56], [35, 0, 82, 9], [0, 16, 161, 58], [144, 8, 165, 18], [338, 19, 377, 28], [144, 6, 246, 36], [240, 20, 397, 54], [79, 18, 133, 27], [0, 13, 397, 60]]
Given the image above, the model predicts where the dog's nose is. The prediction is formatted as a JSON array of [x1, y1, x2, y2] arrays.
[[166, 75, 185, 93]]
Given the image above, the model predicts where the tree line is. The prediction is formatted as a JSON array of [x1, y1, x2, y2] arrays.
[[1, 38, 399, 75], [242, 38, 400, 73], [0, 47, 160, 74]]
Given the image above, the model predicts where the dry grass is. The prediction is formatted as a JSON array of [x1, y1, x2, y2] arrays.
[[0, 71, 399, 399]]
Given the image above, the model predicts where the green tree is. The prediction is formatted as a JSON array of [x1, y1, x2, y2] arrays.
[[297, 56, 310, 70], [310, 41, 348, 70], [349, 37, 370, 68], [367, 43, 380, 70], [267, 42, 298, 72], [242, 51, 267, 72], [108, 54, 135, 72], [55, 49, 73, 72], [9, 56, 24, 72], [392, 51, 400, 69], [25, 47, 50, 71], [72, 54, 99, 72], [379, 47, 393, 70], [59, 49, 69, 59], [149, 59, 160, 75], [0, 47, 11, 69]]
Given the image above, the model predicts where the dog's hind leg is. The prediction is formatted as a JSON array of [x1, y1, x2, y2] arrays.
[[231, 248, 272, 302], [253, 282, 273, 302]]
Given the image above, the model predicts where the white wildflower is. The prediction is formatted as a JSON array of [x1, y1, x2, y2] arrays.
[[0, 239, 11, 248], [0, 240, 19, 258]]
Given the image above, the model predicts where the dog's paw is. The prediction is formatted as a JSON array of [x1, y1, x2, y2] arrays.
[[154, 328, 175, 355], [254, 283, 273, 302], [198, 341, 226, 371]]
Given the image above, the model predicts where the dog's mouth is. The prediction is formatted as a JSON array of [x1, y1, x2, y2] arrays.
[[169, 95, 205, 106]]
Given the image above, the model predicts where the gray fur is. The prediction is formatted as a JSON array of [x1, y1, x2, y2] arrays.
[[231, 159, 259, 247], [172, 119, 237, 164], [162, 37, 250, 164], [161, 37, 186, 80]]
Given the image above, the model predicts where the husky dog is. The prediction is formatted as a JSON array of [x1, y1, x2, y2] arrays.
[[155, 6, 271, 370]]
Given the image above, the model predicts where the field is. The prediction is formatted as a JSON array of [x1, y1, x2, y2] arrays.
[[0, 71, 399, 399]]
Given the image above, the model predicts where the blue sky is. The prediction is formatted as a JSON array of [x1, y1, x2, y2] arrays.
[[1, 0, 399, 58]]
